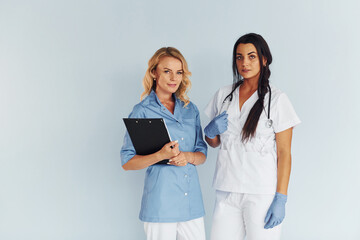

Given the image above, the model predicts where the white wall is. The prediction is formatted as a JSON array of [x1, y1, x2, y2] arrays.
[[1, 0, 359, 239]]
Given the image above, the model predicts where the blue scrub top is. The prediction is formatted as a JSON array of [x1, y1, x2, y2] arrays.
[[121, 90, 208, 222]]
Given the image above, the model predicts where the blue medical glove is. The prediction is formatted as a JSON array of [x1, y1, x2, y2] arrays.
[[264, 192, 287, 229], [204, 111, 228, 139]]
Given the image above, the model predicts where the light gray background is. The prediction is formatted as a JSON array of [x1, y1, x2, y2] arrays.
[[1, 0, 359, 239]]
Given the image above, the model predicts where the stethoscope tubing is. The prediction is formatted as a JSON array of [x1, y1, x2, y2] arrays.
[[221, 84, 273, 128]]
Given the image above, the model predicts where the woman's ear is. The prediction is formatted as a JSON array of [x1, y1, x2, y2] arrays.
[[150, 69, 156, 79], [263, 57, 267, 66]]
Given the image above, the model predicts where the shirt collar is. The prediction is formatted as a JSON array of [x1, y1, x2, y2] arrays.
[[149, 90, 162, 106], [149, 90, 183, 122], [149, 89, 180, 105]]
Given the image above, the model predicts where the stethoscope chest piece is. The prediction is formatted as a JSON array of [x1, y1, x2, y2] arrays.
[[265, 119, 273, 128]]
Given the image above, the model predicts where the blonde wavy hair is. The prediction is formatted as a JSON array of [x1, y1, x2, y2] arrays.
[[140, 47, 192, 107]]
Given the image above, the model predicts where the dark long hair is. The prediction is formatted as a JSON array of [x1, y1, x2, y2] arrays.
[[224, 33, 272, 141]]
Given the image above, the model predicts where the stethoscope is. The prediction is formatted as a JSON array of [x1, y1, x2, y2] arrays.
[[264, 85, 272, 128], [220, 85, 273, 128]]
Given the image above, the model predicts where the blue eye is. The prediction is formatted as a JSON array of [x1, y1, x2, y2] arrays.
[[250, 55, 256, 59], [177, 72, 183, 75], [164, 70, 170, 73]]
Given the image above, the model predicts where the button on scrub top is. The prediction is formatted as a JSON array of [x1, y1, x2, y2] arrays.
[[121, 90, 208, 222], [205, 84, 301, 194]]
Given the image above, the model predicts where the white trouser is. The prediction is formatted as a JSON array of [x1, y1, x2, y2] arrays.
[[144, 217, 206, 240], [211, 191, 282, 240]]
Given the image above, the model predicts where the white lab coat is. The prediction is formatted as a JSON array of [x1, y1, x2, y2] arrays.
[[204, 84, 301, 194]]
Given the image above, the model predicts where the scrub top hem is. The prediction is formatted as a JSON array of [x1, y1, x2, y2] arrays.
[[140, 212, 205, 223], [213, 185, 277, 195]]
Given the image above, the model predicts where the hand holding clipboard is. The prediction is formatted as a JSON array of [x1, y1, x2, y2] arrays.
[[157, 140, 180, 161], [123, 118, 179, 165]]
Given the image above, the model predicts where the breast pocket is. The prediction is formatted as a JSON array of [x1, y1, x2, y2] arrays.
[[256, 115, 274, 137], [250, 116, 276, 153], [183, 118, 196, 125]]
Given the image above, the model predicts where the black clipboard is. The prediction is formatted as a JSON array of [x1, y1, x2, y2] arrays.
[[123, 118, 172, 165]]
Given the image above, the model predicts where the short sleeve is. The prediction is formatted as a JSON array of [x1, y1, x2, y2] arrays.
[[204, 89, 221, 120], [120, 104, 146, 166], [192, 104, 208, 157], [272, 93, 301, 133]]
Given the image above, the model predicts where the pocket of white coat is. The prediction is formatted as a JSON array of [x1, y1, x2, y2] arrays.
[[242, 151, 277, 187], [213, 149, 230, 188], [256, 117, 275, 137], [214, 149, 243, 187]]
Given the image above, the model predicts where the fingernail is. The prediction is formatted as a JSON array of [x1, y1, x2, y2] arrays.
[[168, 159, 172, 162], [167, 162, 171, 165]]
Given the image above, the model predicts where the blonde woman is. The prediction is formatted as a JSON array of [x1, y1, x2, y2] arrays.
[[121, 47, 207, 240]]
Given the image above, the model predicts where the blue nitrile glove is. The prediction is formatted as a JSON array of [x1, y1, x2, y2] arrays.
[[204, 111, 228, 139], [264, 192, 287, 229]]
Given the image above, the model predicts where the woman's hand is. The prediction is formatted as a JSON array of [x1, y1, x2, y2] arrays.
[[264, 192, 287, 229], [168, 152, 188, 166], [158, 140, 180, 160], [122, 140, 179, 170], [204, 111, 228, 139]]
